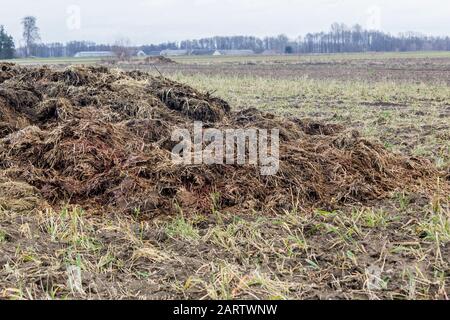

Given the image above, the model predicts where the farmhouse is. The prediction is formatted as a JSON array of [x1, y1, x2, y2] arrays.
[[74, 51, 115, 58]]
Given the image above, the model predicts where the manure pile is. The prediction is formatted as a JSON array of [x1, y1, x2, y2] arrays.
[[143, 56, 177, 65], [0, 63, 442, 216]]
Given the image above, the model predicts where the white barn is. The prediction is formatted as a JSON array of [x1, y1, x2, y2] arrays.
[[136, 50, 147, 57]]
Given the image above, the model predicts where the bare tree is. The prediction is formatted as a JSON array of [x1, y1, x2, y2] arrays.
[[112, 37, 132, 61], [22, 16, 41, 57]]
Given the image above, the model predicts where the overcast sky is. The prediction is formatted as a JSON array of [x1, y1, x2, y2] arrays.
[[1, 0, 449, 45]]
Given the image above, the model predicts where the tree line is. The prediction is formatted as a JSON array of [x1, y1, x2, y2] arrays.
[[298, 23, 450, 53], [2, 18, 450, 59], [176, 24, 450, 53]]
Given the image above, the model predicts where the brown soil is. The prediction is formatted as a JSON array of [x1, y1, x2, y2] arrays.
[[0, 63, 444, 218], [122, 57, 450, 84]]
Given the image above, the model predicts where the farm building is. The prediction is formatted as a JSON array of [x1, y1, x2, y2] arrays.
[[74, 51, 115, 58], [136, 50, 147, 57], [147, 51, 162, 56], [160, 49, 189, 56], [213, 50, 255, 56]]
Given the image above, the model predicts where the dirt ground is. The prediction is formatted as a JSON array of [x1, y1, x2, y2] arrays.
[[122, 55, 450, 85], [0, 54, 449, 300]]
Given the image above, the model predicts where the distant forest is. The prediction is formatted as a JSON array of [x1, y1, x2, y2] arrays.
[[10, 23, 450, 58]]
